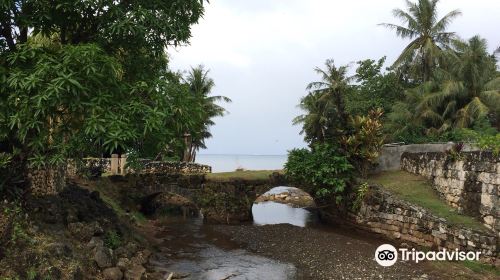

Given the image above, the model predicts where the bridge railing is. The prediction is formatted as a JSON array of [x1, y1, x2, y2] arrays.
[[67, 154, 211, 177]]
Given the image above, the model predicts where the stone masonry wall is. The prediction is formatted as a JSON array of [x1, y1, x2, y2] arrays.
[[401, 152, 499, 233], [350, 185, 498, 264], [68, 158, 211, 177], [135, 159, 212, 174], [375, 143, 478, 172], [28, 165, 67, 195]]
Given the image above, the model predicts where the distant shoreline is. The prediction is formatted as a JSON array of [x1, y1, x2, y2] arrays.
[[197, 154, 286, 157]]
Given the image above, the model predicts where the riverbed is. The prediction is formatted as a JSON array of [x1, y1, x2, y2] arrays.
[[144, 188, 490, 280]]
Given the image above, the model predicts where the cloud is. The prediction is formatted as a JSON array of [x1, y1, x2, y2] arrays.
[[169, 0, 500, 155]]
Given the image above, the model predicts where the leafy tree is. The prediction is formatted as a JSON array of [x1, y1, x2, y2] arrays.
[[341, 109, 385, 177], [346, 57, 406, 117], [387, 36, 500, 141], [182, 65, 231, 162], [289, 60, 386, 204], [285, 144, 353, 204], [380, 0, 461, 81], [0, 0, 208, 183], [294, 60, 353, 145]]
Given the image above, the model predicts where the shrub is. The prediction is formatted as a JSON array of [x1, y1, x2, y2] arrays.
[[446, 128, 500, 156], [446, 142, 465, 161], [285, 144, 353, 204], [477, 134, 500, 156], [351, 182, 369, 212], [341, 108, 385, 177], [104, 230, 122, 249]]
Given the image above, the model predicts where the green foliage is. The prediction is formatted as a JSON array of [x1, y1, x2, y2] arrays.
[[369, 171, 486, 230], [3, 203, 30, 245], [0, 158, 25, 198], [285, 144, 353, 203], [341, 109, 385, 177], [181, 65, 231, 162], [461, 261, 500, 276], [294, 60, 352, 145], [26, 268, 37, 280], [445, 143, 465, 161], [104, 230, 122, 249], [291, 61, 386, 203], [0, 0, 216, 193], [386, 36, 499, 143], [351, 182, 369, 212], [477, 134, 500, 156], [346, 57, 406, 116], [380, 0, 461, 82]]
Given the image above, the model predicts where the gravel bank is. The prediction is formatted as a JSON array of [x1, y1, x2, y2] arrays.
[[209, 223, 492, 280]]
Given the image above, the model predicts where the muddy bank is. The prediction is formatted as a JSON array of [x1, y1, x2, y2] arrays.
[[209, 223, 495, 280], [0, 181, 159, 280]]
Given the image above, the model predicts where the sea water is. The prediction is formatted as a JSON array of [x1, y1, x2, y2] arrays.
[[195, 154, 286, 172]]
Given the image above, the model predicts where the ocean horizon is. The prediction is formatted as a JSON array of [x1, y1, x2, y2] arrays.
[[195, 154, 287, 173]]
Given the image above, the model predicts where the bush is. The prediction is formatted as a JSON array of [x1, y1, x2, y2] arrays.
[[477, 134, 500, 155], [285, 144, 353, 204], [104, 230, 122, 249], [341, 108, 385, 177]]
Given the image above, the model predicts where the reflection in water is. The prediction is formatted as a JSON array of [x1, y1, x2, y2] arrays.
[[154, 246, 296, 280], [252, 186, 317, 227], [252, 201, 317, 227], [148, 216, 297, 280]]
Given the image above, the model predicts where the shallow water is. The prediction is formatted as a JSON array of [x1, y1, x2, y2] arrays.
[[195, 154, 286, 172], [148, 216, 297, 280], [252, 186, 317, 227], [148, 186, 319, 279], [252, 201, 317, 227]]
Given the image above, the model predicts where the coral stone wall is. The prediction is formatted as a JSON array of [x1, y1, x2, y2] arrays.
[[68, 158, 211, 177], [136, 159, 212, 174], [67, 158, 111, 177], [28, 165, 67, 195], [350, 186, 498, 264], [375, 143, 478, 172], [401, 152, 499, 233]]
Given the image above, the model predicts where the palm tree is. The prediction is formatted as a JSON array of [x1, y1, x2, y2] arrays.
[[294, 60, 353, 144], [390, 36, 500, 137], [380, 0, 461, 82], [293, 92, 330, 144], [182, 65, 231, 162]]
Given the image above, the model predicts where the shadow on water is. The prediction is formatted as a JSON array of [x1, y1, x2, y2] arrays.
[[147, 187, 321, 279], [148, 215, 297, 280]]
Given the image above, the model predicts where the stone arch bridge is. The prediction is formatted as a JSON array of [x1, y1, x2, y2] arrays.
[[118, 172, 291, 223]]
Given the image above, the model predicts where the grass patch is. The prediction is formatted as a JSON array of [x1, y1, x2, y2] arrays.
[[368, 171, 486, 231], [93, 180, 146, 225], [462, 260, 500, 276], [430, 260, 500, 279], [206, 170, 281, 182]]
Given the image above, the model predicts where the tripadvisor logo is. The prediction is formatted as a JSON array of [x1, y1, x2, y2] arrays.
[[375, 244, 398, 266], [375, 244, 481, 267]]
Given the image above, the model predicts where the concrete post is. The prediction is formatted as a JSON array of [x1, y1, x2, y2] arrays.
[[111, 154, 119, 175], [120, 155, 127, 175]]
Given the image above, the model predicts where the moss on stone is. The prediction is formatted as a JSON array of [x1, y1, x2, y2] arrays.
[[368, 170, 486, 231]]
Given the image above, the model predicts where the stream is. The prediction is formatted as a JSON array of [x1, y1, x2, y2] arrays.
[[144, 187, 440, 280], [146, 186, 317, 279]]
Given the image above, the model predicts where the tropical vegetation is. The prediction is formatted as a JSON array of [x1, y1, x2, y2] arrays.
[[380, 0, 461, 82], [288, 0, 499, 204], [181, 66, 231, 162], [0, 0, 229, 194]]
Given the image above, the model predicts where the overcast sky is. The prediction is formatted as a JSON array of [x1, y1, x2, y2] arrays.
[[169, 0, 500, 155]]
